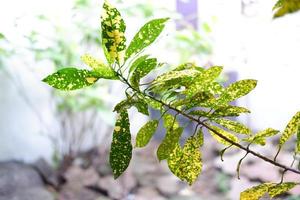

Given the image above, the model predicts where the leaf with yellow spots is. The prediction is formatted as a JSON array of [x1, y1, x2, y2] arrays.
[[279, 112, 300, 148], [109, 110, 132, 179], [296, 126, 300, 153], [213, 118, 251, 135], [217, 79, 257, 105], [130, 57, 157, 89], [183, 66, 224, 97], [157, 114, 182, 161], [81, 54, 118, 79], [101, 1, 126, 65], [243, 128, 280, 145], [212, 105, 251, 118], [167, 137, 202, 185], [126, 18, 169, 59], [136, 120, 159, 147], [273, 0, 300, 18], [240, 182, 297, 200], [157, 127, 183, 161], [150, 69, 201, 93], [208, 125, 239, 145], [42, 68, 99, 90]]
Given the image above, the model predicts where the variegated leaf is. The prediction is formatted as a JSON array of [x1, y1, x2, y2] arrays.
[[130, 58, 157, 89], [167, 137, 202, 185], [213, 118, 251, 135], [150, 69, 201, 93], [43, 68, 99, 91], [126, 18, 169, 59], [240, 183, 274, 200], [243, 128, 280, 145], [212, 105, 250, 118], [109, 110, 132, 178], [208, 125, 239, 145], [184, 66, 223, 97], [240, 182, 297, 200], [136, 120, 159, 147], [129, 55, 149, 73], [81, 54, 118, 79], [174, 63, 204, 72], [279, 111, 300, 147], [296, 126, 300, 153], [157, 127, 183, 161], [273, 0, 300, 18], [218, 79, 257, 105], [101, 1, 126, 64]]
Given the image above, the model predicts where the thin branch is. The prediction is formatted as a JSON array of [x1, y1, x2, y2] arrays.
[[115, 71, 300, 175]]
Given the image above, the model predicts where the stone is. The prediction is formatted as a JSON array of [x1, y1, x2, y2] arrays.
[[135, 186, 166, 200], [97, 176, 124, 199], [156, 175, 181, 196], [0, 161, 44, 195], [33, 158, 59, 188], [0, 187, 54, 200]]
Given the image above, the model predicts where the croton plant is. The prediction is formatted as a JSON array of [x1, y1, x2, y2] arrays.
[[43, 0, 300, 199]]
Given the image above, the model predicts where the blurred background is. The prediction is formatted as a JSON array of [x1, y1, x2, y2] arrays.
[[0, 0, 300, 199]]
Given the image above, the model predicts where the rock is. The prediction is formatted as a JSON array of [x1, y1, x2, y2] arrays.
[[156, 175, 181, 196], [135, 186, 166, 200], [33, 158, 59, 188], [0, 161, 54, 200], [59, 187, 100, 200], [63, 166, 99, 187], [0, 187, 54, 200], [0, 161, 44, 195], [97, 176, 124, 199]]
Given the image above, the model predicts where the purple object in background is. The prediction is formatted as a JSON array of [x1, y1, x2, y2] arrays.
[[176, 0, 198, 30]]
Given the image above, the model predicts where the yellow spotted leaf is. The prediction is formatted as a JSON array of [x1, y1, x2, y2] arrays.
[[81, 54, 118, 79], [167, 137, 202, 185], [279, 111, 300, 147], [101, 1, 126, 64], [208, 125, 239, 146]]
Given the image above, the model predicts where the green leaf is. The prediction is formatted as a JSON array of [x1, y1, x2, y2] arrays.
[[174, 63, 204, 72], [296, 126, 300, 153], [208, 125, 239, 145], [188, 110, 211, 118], [129, 55, 149, 73], [212, 105, 250, 118], [167, 137, 202, 185], [114, 97, 149, 116], [126, 18, 169, 59], [136, 120, 159, 147], [240, 182, 297, 200], [134, 98, 149, 115], [157, 114, 182, 161], [81, 54, 118, 79], [240, 183, 273, 200], [101, 1, 126, 64], [43, 68, 99, 90], [243, 128, 280, 145], [184, 66, 223, 97], [213, 118, 251, 135], [150, 69, 201, 93], [113, 99, 135, 113], [279, 111, 300, 147], [172, 92, 213, 110], [157, 127, 183, 161], [273, 0, 300, 18], [130, 58, 157, 88], [109, 110, 132, 178], [268, 182, 297, 197], [218, 79, 257, 105]]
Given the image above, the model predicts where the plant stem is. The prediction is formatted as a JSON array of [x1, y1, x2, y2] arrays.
[[116, 72, 300, 175]]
